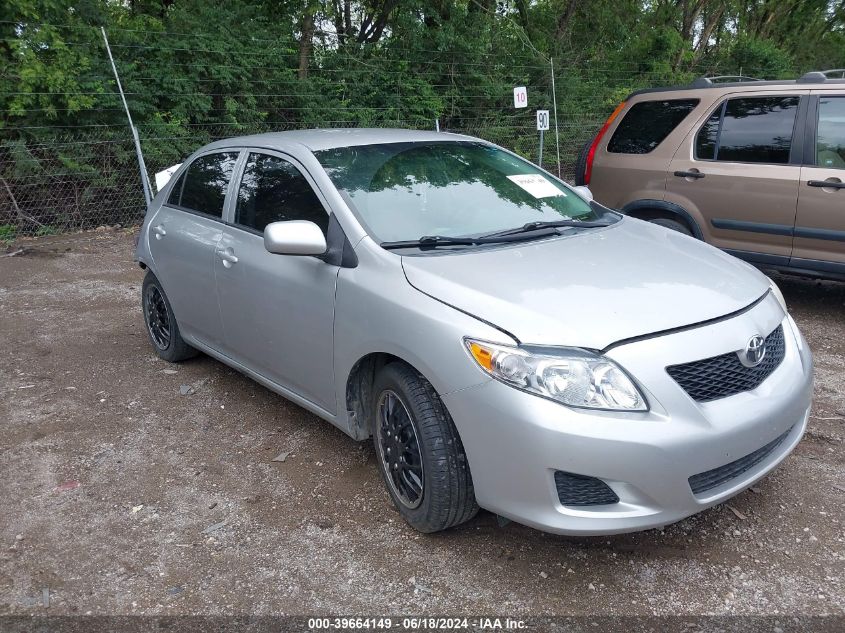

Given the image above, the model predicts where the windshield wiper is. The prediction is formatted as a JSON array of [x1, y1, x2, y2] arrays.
[[380, 228, 561, 250], [480, 218, 614, 239]]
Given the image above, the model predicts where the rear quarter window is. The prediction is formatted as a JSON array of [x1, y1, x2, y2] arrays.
[[607, 99, 699, 154]]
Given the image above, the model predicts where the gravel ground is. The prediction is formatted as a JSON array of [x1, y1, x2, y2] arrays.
[[0, 230, 843, 617]]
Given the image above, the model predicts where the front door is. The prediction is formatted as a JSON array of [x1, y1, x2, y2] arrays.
[[147, 151, 240, 346], [665, 93, 805, 263], [214, 151, 339, 413], [792, 93, 845, 273]]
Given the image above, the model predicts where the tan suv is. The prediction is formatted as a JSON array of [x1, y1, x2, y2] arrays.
[[578, 71, 845, 280]]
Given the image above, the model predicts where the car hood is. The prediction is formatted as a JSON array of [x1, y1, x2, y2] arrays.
[[401, 218, 770, 350]]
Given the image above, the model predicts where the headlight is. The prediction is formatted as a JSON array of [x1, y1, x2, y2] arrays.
[[768, 279, 787, 313], [464, 339, 647, 411]]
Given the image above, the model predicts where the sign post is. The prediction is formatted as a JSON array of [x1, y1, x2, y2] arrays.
[[536, 109, 549, 167]]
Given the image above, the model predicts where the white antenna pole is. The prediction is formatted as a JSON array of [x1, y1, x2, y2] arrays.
[[550, 57, 561, 178], [102, 27, 153, 208]]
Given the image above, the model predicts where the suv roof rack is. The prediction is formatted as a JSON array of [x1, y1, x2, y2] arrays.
[[629, 70, 845, 99], [820, 68, 845, 78], [691, 75, 764, 87], [797, 69, 845, 83]]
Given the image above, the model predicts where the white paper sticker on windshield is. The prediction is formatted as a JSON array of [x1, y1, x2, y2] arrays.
[[507, 174, 565, 199]]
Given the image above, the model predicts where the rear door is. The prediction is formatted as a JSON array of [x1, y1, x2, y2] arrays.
[[665, 92, 807, 264], [147, 150, 240, 346], [792, 93, 845, 273], [214, 150, 339, 413]]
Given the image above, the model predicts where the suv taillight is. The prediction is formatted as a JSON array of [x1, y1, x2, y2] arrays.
[[583, 101, 626, 185]]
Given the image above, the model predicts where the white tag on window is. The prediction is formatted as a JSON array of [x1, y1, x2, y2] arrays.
[[507, 174, 564, 199]]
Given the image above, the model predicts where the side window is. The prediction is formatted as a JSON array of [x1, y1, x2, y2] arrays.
[[607, 99, 699, 154], [816, 97, 845, 169], [167, 172, 186, 207], [695, 108, 721, 160], [173, 152, 239, 218], [235, 153, 329, 234], [695, 96, 799, 164]]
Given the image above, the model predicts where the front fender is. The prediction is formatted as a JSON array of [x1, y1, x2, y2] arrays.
[[332, 239, 514, 435]]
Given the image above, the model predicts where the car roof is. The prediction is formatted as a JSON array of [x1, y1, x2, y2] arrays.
[[202, 128, 478, 153]]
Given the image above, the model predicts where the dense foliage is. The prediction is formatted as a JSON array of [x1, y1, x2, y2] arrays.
[[1, 0, 843, 235]]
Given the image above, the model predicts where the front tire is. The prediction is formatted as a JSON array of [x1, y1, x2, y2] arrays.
[[372, 363, 479, 533], [141, 272, 197, 363]]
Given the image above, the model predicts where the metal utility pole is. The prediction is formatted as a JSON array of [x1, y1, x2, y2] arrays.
[[550, 57, 561, 178], [102, 27, 153, 208], [538, 127, 544, 168]]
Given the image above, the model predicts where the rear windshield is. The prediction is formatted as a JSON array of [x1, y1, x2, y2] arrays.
[[607, 99, 699, 154]]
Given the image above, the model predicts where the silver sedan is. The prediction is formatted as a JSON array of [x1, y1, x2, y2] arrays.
[[136, 129, 813, 535]]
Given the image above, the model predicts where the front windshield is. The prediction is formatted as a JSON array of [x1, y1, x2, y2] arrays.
[[314, 141, 603, 243]]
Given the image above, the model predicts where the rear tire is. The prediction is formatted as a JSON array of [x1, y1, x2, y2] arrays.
[[141, 272, 197, 363], [574, 137, 595, 186], [371, 363, 479, 533], [649, 217, 693, 236]]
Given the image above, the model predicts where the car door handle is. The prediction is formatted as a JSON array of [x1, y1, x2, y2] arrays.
[[808, 179, 845, 190], [673, 170, 705, 180], [152, 224, 166, 239], [217, 249, 238, 267]]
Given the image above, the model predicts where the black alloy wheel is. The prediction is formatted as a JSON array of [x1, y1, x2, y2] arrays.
[[144, 284, 171, 350], [376, 389, 425, 509], [141, 272, 197, 362]]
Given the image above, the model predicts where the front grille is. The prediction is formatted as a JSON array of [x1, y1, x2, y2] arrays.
[[667, 324, 785, 402], [554, 471, 619, 506], [689, 426, 792, 495]]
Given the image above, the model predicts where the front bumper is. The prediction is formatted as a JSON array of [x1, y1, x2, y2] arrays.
[[442, 295, 813, 536]]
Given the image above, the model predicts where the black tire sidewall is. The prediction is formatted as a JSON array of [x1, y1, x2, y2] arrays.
[[141, 272, 187, 362], [574, 137, 594, 186], [371, 363, 475, 532]]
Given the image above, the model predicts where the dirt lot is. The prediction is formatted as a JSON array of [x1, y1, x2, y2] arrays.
[[0, 230, 843, 617]]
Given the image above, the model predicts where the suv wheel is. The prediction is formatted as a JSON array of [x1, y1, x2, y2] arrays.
[[649, 217, 693, 236], [142, 272, 197, 362], [574, 138, 594, 186], [372, 362, 479, 533]]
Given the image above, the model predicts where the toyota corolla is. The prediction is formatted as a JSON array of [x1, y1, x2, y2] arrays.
[[136, 129, 813, 535]]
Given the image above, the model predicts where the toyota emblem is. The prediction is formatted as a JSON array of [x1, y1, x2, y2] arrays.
[[740, 335, 767, 368]]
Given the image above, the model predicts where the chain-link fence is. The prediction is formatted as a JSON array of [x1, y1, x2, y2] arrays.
[[0, 118, 617, 239], [0, 24, 756, 238]]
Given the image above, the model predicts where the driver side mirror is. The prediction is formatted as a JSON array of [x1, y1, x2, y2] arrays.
[[263, 220, 327, 256]]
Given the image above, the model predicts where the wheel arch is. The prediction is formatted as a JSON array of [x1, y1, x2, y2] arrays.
[[622, 199, 704, 240], [345, 352, 436, 441]]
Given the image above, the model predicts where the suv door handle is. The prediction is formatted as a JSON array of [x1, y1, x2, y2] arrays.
[[808, 179, 845, 190], [152, 224, 166, 239], [673, 170, 705, 180]]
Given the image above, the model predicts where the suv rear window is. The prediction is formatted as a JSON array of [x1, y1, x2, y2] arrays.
[[607, 99, 699, 154], [695, 96, 799, 164]]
